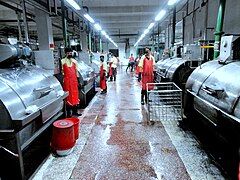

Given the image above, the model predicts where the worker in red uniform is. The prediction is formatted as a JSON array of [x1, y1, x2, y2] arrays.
[[138, 47, 155, 105], [61, 47, 81, 117], [100, 55, 107, 94], [126, 54, 135, 72], [135, 54, 142, 75]]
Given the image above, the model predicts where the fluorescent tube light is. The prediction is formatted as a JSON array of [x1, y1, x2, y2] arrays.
[[155, 10, 166, 21], [148, 22, 155, 30], [84, 14, 95, 23], [65, 0, 81, 10], [94, 23, 102, 31], [168, 0, 179, 6], [101, 31, 107, 36], [144, 29, 149, 35]]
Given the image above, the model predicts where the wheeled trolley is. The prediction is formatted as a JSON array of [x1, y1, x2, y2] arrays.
[[146, 82, 183, 122]]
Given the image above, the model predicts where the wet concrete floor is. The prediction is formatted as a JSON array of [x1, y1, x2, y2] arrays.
[[33, 67, 223, 180]]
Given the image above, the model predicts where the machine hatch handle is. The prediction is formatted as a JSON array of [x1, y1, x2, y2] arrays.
[[34, 86, 53, 93], [33, 86, 53, 98], [202, 86, 224, 96]]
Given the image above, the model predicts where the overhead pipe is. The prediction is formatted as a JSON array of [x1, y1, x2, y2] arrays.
[[214, 0, 226, 58]]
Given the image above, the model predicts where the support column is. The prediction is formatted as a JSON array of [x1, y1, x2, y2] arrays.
[[61, 0, 68, 47], [21, 0, 29, 43], [80, 31, 88, 51], [35, 9, 54, 50], [99, 37, 102, 53], [214, 0, 226, 58], [158, 23, 160, 53], [34, 8, 56, 75], [16, 11, 23, 42], [88, 32, 92, 52], [171, 6, 176, 47]]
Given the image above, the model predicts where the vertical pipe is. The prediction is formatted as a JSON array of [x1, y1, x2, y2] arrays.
[[21, 0, 29, 43], [88, 32, 92, 52], [158, 22, 160, 55], [214, 0, 226, 58], [171, 6, 176, 47], [204, 0, 209, 40], [61, 0, 68, 47], [47, 0, 51, 13], [16, 11, 23, 42], [54, 0, 58, 15], [99, 36, 102, 52], [182, 17, 185, 45]]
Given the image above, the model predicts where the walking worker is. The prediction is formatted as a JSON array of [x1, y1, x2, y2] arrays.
[[138, 47, 156, 105], [99, 55, 108, 94], [61, 47, 81, 117], [109, 54, 118, 81], [126, 54, 135, 72], [135, 54, 142, 76]]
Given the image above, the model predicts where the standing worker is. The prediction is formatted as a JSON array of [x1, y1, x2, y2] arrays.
[[100, 55, 108, 94], [138, 47, 156, 105], [61, 47, 81, 117], [126, 54, 135, 72], [109, 54, 118, 81]]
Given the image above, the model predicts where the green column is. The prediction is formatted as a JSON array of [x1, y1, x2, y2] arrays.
[[214, 0, 226, 59]]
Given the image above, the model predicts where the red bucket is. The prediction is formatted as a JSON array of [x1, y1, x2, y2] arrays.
[[66, 117, 80, 140], [51, 119, 75, 154]]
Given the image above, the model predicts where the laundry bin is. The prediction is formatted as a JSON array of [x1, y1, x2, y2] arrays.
[[66, 117, 80, 140], [51, 119, 75, 156]]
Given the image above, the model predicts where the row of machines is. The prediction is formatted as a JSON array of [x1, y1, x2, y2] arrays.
[[184, 36, 240, 149], [155, 44, 203, 90], [156, 36, 239, 178], [75, 52, 95, 106], [0, 43, 67, 179]]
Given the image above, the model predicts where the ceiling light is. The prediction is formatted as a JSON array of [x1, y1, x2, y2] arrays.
[[168, 0, 179, 6], [155, 10, 166, 21], [148, 22, 155, 30], [94, 23, 102, 31], [144, 29, 149, 35], [65, 0, 81, 10], [101, 30, 107, 36], [140, 34, 145, 39], [84, 14, 95, 23]]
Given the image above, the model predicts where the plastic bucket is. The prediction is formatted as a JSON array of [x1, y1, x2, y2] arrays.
[[51, 119, 75, 156], [66, 117, 80, 140]]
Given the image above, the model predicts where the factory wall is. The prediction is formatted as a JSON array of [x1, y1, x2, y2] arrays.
[[183, 0, 216, 44], [182, 0, 240, 45]]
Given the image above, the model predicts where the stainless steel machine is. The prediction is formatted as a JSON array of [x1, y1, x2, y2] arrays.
[[184, 36, 240, 163], [76, 58, 95, 106], [156, 44, 203, 90], [0, 43, 67, 179]]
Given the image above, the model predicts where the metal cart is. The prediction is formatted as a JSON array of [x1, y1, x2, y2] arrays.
[[146, 82, 183, 122]]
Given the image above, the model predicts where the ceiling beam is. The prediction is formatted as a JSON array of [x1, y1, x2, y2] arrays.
[[88, 5, 159, 14], [82, 0, 162, 8]]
